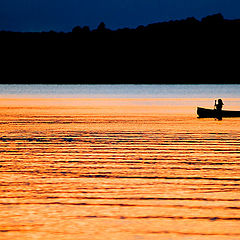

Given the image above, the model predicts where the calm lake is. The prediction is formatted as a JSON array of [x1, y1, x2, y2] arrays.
[[0, 84, 240, 240]]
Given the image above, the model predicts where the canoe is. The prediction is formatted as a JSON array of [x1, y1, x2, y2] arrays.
[[197, 107, 240, 119]]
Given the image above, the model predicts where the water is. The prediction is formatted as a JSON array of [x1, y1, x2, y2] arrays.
[[0, 85, 240, 240]]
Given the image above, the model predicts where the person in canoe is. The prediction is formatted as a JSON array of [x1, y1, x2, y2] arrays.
[[214, 99, 224, 120], [215, 99, 224, 111]]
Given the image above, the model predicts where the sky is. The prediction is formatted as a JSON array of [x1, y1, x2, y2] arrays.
[[1, 0, 240, 32]]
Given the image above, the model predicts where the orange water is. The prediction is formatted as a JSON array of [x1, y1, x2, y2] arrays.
[[0, 98, 240, 240]]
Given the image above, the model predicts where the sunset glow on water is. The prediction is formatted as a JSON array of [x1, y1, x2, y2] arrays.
[[0, 85, 240, 240]]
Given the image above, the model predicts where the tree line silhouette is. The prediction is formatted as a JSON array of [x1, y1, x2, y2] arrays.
[[1, 13, 240, 83]]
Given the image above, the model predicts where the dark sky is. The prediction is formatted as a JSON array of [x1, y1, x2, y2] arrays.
[[1, 0, 240, 32]]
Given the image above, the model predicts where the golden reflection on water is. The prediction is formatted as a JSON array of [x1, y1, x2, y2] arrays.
[[0, 98, 240, 240]]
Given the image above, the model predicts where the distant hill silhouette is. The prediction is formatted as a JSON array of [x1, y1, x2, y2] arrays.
[[1, 13, 240, 84]]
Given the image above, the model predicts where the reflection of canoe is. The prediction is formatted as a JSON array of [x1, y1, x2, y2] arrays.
[[197, 107, 240, 118]]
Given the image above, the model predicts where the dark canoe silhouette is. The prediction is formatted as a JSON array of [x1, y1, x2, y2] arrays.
[[197, 107, 240, 118]]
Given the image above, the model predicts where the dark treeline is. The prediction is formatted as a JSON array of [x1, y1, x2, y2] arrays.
[[1, 13, 240, 84]]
